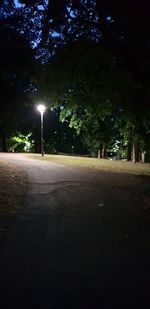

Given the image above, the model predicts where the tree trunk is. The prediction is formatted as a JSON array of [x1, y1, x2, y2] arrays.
[[1, 132, 7, 152], [97, 148, 101, 158], [141, 151, 145, 163], [98, 145, 105, 158], [132, 127, 138, 163], [127, 142, 132, 161], [136, 144, 139, 162], [132, 140, 136, 163]]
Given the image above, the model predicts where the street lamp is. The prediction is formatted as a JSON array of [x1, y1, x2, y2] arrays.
[[37, 104, 46, 156]]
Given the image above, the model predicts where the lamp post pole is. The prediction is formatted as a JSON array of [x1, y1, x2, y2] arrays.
[[37, 104, 46, 156], [41, 110, 44, 156]]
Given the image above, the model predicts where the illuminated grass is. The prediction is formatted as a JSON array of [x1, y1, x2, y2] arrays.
[[27, 153, 150, 176]]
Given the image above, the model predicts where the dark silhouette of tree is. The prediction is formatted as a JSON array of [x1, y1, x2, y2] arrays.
[[0, 1, 35, 150]]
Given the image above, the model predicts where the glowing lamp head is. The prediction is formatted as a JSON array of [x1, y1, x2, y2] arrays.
[[37, 104, 46, 113]]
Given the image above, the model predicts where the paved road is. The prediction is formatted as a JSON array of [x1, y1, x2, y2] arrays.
[[0, 153, 150, 308]]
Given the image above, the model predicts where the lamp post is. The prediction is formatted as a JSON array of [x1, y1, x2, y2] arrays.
[[37, 104, 46, 156]]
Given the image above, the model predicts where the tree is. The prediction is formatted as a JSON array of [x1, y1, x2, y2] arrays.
[[0, 1, 35, 150], [40, 0, 150, 162], [1, 0, 149, 160]]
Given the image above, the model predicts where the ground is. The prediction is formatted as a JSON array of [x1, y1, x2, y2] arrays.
[[0, 159, 27, 238], [0, 153, 150, 308]]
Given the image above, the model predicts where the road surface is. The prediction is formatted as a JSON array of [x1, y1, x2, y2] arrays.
[[0, 153, 150, 308]]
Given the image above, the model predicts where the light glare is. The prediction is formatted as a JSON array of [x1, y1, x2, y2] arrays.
[[37, 104, 46, 113]]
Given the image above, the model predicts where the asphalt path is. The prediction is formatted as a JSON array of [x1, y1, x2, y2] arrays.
[[0, 153, 150, 308]]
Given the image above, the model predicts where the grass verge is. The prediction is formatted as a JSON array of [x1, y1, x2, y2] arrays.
[[27, 154, 150, 176]]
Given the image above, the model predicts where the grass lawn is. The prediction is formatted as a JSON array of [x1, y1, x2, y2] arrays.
[[27, 153, 150, 176]]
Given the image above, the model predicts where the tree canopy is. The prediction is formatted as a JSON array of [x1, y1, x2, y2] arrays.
[[0, 0, 150, 161]]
